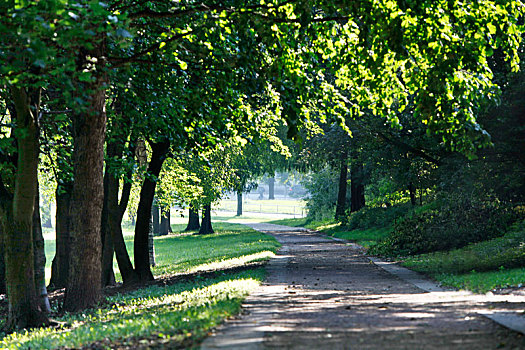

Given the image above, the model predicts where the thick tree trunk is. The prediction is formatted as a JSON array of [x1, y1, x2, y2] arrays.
[[152, 202, 160, 236], [1, 87, 49, 330], [335, 156, 348, 220], [63, 46, 107, 311], [350, 162, 366, 213], [0, 225, 5, 294], [268, 176, 275, 200], [49, 183, 72, 289], [198, 204, 214, 235], [236, 191, 243, 216], [408, 182, 417, 206], [159, 208, 171, 236], [185, 205, 200, 231], [148, 217, 155, 266], [134, 141, 169, 281], [33, 186, 51, 313]]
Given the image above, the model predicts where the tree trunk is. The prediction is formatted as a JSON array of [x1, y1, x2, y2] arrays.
[[159, 208, 171, 236], [101, 170, 116, 287], [335, 156, 348, 220], [152, 201, 160, 236], [198, 204, 214, 235], [185, 205, 200, 231], [102, 132, 139, 286], [63, 45, 107, 312], [49, 182, 72, 289], [1, 87, 49, 331], [133, 141, 170, 281], [408, 182, 417, 206], [0, 225, 5, 294], [33, 185, 51, 313], [148, 216, 155, 267], [268, 176, 275, 200], [236, 191, 243, 216], [109, 170, 138, 285], [350, 162, 366, 213]]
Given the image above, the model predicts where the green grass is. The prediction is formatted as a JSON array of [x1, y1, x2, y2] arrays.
[[3, 223, 280, 349], [402, 227, 525, 293], [216, 198, 306, 215]]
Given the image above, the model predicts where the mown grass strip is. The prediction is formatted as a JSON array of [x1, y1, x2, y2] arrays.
[[1, 223, 280, 349]]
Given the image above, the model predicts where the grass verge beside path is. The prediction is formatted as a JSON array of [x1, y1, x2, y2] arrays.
[[402, 225, 525, 293], [1, 223, 280, 349]]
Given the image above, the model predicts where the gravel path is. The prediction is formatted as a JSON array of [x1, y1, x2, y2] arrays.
[[200, 224, 525, 349]]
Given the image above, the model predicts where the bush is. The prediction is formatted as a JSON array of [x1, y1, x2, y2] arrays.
[[346, 204, 412, 230], [371, 197, 519, 257], [302, 167, 341, 221]]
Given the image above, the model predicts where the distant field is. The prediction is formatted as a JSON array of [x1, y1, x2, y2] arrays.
[[215, 197, 307, 216]]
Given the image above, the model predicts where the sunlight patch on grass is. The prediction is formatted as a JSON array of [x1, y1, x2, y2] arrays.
[[436, 267, 525, 293], [1, 270, 265, 350], [187, 251, 275, 273]]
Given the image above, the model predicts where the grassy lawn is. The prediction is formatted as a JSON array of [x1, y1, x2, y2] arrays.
[[402, 226, 525, 293], [216, 198, 306, 215], [3, 223, 280, 349]]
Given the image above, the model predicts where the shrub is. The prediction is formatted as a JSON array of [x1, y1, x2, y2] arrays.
[[346, 204, 412, 230], [371, 197, 519, 257]]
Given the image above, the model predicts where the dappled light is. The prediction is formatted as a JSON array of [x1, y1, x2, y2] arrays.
[[1, 0, 524, 346], [1, 273, 263, 349]]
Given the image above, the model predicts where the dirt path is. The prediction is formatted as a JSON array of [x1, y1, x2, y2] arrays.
[[200, 224, 525, 349]]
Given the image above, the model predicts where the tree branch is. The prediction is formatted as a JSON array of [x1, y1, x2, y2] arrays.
[[128, 0, 300, 20], [376, 131, 441, 165], [108, 30, 192, 67]]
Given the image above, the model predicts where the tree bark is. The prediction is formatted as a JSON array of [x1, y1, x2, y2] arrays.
[[49, 182, 72, 289], [148, 216, 155, 267], [408, 182, 417, 206], [350, 162, 366, 213], [152, 201, 160, 236], [101, 170, 116, 287], [0, 225, 5, 294], [1, 87, 49, 331], [268, 176, 275, 200], [33, 185, 51, 313], [236, 191, 243, 216], [198, 204, 214, 235], [159, 208, 171, 236], [185, 205, 200, 231], [133, 140, 170, 281], [335, 156, 348, 220], [63, 45, 107, 312]]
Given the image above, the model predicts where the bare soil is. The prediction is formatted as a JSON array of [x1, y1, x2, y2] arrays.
[[200, 225, 525, 349]]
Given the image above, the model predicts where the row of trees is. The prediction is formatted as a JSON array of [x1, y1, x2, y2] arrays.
[[1, 0, 522, 333]]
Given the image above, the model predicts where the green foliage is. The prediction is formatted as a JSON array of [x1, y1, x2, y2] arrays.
[[346, 204, 413, 230], [301, 166, 339, 221], [372, 197, 519, 256]]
